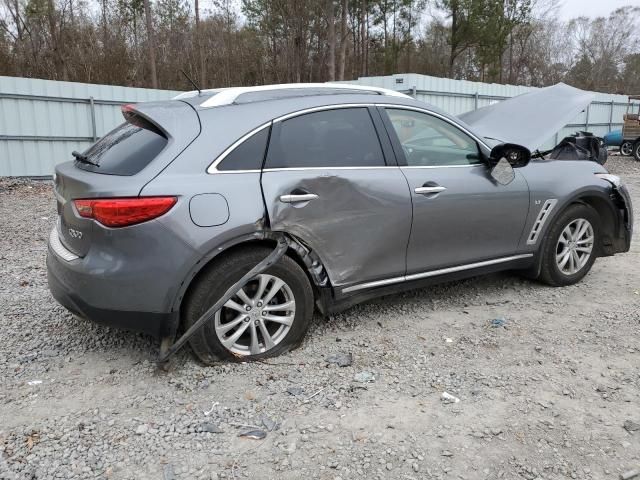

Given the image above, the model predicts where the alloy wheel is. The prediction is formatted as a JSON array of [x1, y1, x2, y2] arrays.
[[555, 218, 594, 276], [214, 274, 296, 356], [620, 141, 633, 156]]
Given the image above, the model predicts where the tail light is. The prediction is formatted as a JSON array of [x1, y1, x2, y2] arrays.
[[74, 197, 177, 227]]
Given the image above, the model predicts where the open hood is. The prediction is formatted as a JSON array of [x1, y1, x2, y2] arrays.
[[459, 83, 595, 151]]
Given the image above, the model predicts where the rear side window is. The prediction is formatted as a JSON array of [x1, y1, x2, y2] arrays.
[[265, 108, 385, 169], [75, 116, 168, 176], [216, 126, 270, 171]]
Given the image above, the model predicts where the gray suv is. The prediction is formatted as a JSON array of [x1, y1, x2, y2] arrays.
[[47, 84, 633, 362]]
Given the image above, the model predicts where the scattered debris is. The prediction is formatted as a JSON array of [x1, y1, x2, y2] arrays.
[[441, 392, 461, 404], [238, 429, 267, 440], [489, 317, 507, 328], [135, 424, 148, 435], [623, 420, 640, 434], [620, 469, 640, 480], [444, 337, 454, 343], [353, 371, 375, 383], [163, 463, 176, 480], [199, 422, 223, 434], [325, 352, 353, 367], [203, 401, 218, 416], [260, 415, 278, 432], [27, 380, 42, 386], [286, 386, 305, 396]]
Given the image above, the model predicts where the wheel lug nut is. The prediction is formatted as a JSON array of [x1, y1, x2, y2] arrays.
[[262, 311, 267, 316], [245, 306, 251, 311], [257, 302, 263, 307], [244, 317, 250, 322]]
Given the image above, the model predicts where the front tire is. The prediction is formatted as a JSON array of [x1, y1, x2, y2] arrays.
[[538, 204, 600, 286], [184, 246, 314, 364], [633, 140, 640, 161]]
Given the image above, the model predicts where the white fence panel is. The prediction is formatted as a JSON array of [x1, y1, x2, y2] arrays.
[[0, 76, 180, 176], [0, 74, 632, 176]]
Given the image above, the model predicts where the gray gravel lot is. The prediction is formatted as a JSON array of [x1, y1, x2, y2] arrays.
[[1, 156, 640, 480]]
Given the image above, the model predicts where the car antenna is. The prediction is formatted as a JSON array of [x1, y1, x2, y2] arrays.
[[180, 69, 201, 95]]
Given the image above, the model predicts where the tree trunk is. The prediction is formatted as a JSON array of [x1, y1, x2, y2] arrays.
[[365, 3, 369, 76], [327, 0, 336, 81], [449, 0, 457, 78], [337, 0, 347, 80], [143, 0, 158, 88], [195, 0, 205, 87], [360, 0, 366, 76]]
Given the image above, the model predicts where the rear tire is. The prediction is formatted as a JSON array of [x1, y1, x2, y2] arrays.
[[620, 141, 633, 157], [538, 204, 600, 287], [184, 246, 314, 364]]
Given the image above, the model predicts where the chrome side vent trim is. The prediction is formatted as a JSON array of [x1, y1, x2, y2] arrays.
[[527, 199, 557, 245]]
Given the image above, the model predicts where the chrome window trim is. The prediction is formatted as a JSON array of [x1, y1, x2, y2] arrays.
[[272, 103, 375, 122], [341, 253, 534, 294], [207, 102, 490, 174], [400, 164, 484, 170], [263, 166, 394, 173]]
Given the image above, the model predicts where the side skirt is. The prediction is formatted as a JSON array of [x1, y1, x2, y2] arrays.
[[319, 255, 535, 315]]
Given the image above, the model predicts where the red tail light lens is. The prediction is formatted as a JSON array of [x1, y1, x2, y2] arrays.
[[74, 197, 177, 227]]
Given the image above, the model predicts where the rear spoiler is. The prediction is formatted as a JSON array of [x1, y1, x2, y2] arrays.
[[119, 100, 200, 140]]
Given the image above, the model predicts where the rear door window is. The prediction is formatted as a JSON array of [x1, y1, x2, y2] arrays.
[[216, 127, 270, 171], [265, 108, 385, 168], [75, 117, 168, 176]]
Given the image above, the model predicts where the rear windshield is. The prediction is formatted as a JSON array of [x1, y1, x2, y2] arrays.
[[75, 116, 168, 175]]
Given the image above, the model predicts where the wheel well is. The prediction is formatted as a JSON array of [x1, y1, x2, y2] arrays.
[[177, 238, 325, 334], [574, 195, 617, 253]]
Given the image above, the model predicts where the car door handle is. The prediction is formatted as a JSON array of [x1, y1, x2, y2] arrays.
[[414, 186, 446, 195], [279, 193, 319, 203]]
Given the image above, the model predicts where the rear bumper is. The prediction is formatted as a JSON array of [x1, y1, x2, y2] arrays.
[[46, 227, 181, 339], [47, 254, 173, 338]]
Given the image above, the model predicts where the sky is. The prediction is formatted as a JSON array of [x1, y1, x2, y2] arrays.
[[557, 0, 637, 19]]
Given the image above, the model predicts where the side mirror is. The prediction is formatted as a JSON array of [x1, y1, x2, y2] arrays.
[[488, 143, 531, 185], [489, 143, 531, 168]]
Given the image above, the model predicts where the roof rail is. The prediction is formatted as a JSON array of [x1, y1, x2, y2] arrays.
[[174, 83, 411, 108]]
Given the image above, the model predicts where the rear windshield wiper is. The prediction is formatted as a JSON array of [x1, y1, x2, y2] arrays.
[[72, 150, 99, 167]]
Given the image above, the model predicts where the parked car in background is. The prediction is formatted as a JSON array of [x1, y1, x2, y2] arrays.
[[47, 83, 633, 363], [622, 95, 640, 160]]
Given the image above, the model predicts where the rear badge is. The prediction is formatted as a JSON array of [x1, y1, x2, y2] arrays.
[[68, 228, 83, 239]]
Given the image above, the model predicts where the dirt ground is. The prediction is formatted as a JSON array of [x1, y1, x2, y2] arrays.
[[1, 156, 639, 480]]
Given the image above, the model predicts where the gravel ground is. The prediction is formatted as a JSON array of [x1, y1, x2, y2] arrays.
[[1, 156, 639, 480]]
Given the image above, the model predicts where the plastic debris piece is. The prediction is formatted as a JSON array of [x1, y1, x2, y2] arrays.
[[353, 371, 375, 383], [325, 352, 353, 367], [239, 429, 267, 440], [441, 392, 461, 404], [490, 317, 507, 328]]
